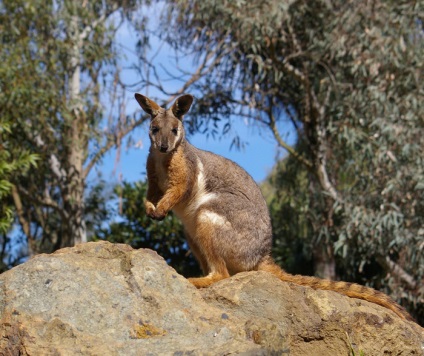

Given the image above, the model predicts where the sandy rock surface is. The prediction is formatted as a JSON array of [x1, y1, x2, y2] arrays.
[[0, 241, 422, 355]]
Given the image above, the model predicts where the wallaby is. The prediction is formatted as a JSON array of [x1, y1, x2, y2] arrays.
[[135, 93, 413, 322]]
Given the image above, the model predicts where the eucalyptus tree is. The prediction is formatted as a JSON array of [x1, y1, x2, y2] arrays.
[[0, 119, 38, 270], [0, 123, 37, 234], [164, 0, 423, 319], [0, 0, 150, 254]]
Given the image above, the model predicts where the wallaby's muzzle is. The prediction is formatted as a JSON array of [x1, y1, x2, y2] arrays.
[[159, 144, 169, 153]]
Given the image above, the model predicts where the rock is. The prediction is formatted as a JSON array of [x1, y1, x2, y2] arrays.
[[0, 241, 422, 355]]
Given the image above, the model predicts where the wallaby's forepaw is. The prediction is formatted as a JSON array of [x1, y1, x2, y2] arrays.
[[145, 202, 167, 220], [148, 210, 166, 221], [145, 201, 156, 215]]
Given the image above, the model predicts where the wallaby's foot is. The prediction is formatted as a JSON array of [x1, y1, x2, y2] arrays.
[[188, 273, 229, 288]]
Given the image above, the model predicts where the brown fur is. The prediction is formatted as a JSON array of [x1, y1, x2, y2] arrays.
[[135, 93, 414, 322]]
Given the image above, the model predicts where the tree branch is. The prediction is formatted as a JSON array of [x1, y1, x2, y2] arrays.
[[315, 154, 341, 202], [142, 40, 232, 101], [83, 116, 149, 179], [376, 255, 417, 290], [11, 186, 31, 239], [79, 5, 118, 42], [267, 109, 313, 169], [33, 135, 67, 182], [17, 186, 66, 216]]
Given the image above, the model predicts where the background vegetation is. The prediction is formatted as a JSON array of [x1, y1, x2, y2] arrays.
[[0, 0, 422, 323]]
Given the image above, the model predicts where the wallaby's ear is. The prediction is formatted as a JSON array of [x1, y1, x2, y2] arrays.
[[171, 94, 194, 119], [135, 93, 161, 117]]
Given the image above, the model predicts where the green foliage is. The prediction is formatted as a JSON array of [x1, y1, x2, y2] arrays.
[[0, 116, 38, 271], [262, 154, 314, 276], [0, 0, 147, 253], [0, 122, 38, 235], [95, 181, 201, 277]]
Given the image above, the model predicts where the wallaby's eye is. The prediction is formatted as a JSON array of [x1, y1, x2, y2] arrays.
[[171, 128, 178, 135], [151, 126, 159, 135]]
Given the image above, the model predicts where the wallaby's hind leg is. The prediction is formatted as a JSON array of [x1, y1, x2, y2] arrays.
[[185, 231, 209, 275], [188, 259, 230, 288], [187, 221, 230, 288], [188, 247, 230, 288]]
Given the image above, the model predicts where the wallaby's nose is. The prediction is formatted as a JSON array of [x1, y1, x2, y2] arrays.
[[160, 144, 168, 152]]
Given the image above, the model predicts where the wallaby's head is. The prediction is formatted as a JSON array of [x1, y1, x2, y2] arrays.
[[135, 93, 193, 154]]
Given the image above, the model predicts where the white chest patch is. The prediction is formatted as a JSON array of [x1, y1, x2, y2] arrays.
[[185, 159, 216, 216]]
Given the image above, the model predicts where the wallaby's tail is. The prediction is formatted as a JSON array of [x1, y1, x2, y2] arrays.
[[257, 257, 414, 322]]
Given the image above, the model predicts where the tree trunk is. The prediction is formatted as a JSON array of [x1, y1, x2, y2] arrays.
[[64, 14, 87, 247], [305, 84, 339, 281], [313, 245, 336, 280]]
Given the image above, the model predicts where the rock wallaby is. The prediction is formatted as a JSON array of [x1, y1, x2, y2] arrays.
[[135, 93, 413, 322]]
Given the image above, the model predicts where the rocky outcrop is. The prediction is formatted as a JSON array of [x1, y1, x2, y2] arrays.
[[0, 241, 422, 355]]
